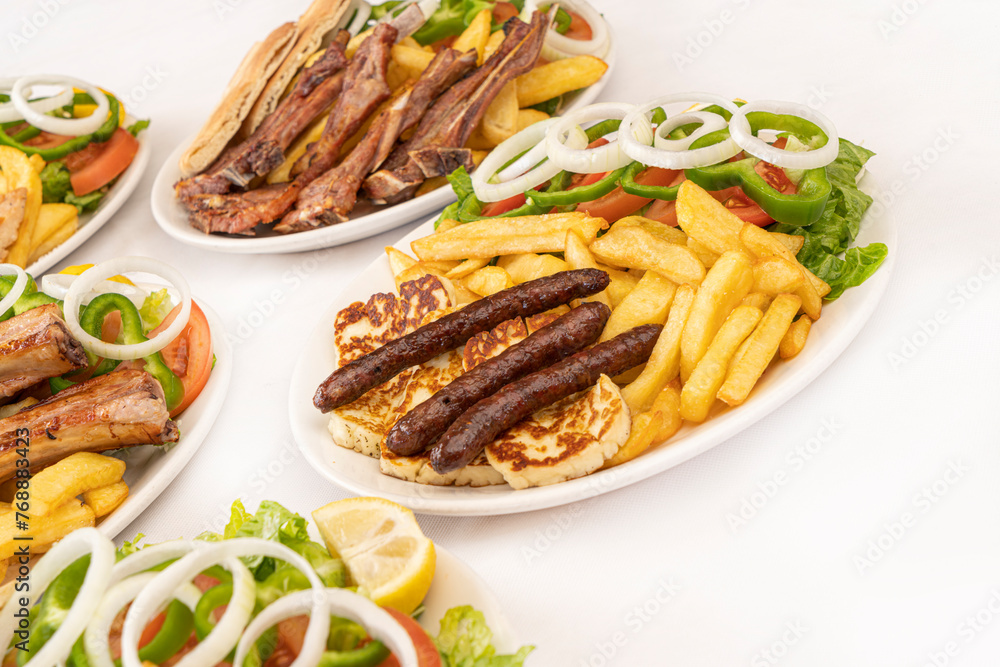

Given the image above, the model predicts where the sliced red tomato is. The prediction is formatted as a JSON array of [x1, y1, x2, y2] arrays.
[[68, 127, 139, 196], [151, 300, 213, 417], [23, 131, 72, 150], [565, 10, 593, 40], [492, 1, 520, 23], [480, 192, 526, 217], [576, 166, 679, 223], [380, 608, 442, 667], [138, 612, 168, 650]]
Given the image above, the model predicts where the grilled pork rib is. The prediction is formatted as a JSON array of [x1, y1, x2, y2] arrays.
[[276, 47, 478, 232], [363, 12, 548, 204], [0, 369, 179, 482], [0, 304, 87, 400]]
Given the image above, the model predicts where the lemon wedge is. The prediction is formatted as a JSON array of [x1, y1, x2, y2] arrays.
[[59, 264, 133, 285], [312, 497, 435, 615]]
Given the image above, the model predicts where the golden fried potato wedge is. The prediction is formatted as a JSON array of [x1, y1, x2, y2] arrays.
[[771, 231, 805, 254], [82, 480, 129, 518], [589, 225, 705, 285], [26, 453, 126, 517], [481, 80, 519, 146], [446, 257, 492, 279], [497, 253, 568, 283], [463, 265, 514, 296], [752, 256, 805, 294], [452, 8, 492, 64], [739, 222, 829, 316], [675, 180, 747, 256], [780, 315, 811, 360], [515, 55, 608, 108], [718, 294, 802, 406], [386, 246, 418, 276], [740, 292, 773, 311], [601, 266, 640, 308], [687, 237, 720, 268], [391, 44, 435, 72], [599, 270, 676, 343], [614, 216, 688, 245], [516, 108, 550, 132], [679, 250, 754, 381], [564, 229, 611, 307], [651, 381, 684, 443], [681, 305, 762, 422], [604, 410, 664, 468]]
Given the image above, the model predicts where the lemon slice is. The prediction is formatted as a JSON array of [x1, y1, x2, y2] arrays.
[[312, 497, 435, 614], [60, 264, 134, 285]]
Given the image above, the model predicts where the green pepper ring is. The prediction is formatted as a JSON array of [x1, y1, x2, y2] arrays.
[[0, 92, 120, 161]]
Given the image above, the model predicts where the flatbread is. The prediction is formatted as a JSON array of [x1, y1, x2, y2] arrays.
[[242, 0, 352, 137], [178, 21, 296, 177]]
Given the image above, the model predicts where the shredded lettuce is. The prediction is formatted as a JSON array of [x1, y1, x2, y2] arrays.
[[126, 119, 150, 137], [39, 162, 72, 203], [435, 606, 534, 667], [64, 189, 105, 213], [138, 288, 173, 333], [771, 139, 887, 299]]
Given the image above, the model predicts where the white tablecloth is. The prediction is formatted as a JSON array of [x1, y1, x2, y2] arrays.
[[6, 0, 1000, 664]]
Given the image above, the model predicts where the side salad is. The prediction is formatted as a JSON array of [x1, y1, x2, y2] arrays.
[[0, 498, 532, 667], [439, 94, 886, 299]]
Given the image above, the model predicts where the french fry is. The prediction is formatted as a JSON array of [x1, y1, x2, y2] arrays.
[[411, 212, 606, 260], [446, 257, 492, 279], [601, 266, 639, 308], [452, 8, 492, 64], [399, 36, 423, 49], [82, 480, 129, 517], [739, 223, 825, 318], [26, 452, 126, 517], [391, 44, 436, 73], [28, 218, 77, 265], [599, 271, 676, 343], [675, 180, 747, 255], [436, 218, 461, 233], [483, 29, 506, 61], [589, 225, 705, 285], [0, 189, 27, 262], [564, 229, 610, 307], [740, 292, 773, 311], [752, 256, 805, 294], [385, 246, 418, 276], [681, 305, 762, 422], [386, 60, 413, 91], [620, 284, 696, 412], [497, 253, 568, 283], [481, 80, 519, 146], [718, 294, 802, 406], [346, 28, 373, 58], [0, 147, 41, 267], [651, 381, 683, 443], [604, 410, 664, 468], [28, 154, 45, 173], [27, 501, 96, 554], [31, 202, 77, 248], [614, 216, 688, 245], [515, 55, 609, 108], [779, 315, 811, 359], [687, 237, 719, 268], [415, 176, 448, 196], [267, 111, 328, 183], [463, 265, 514, 296], [771, 231, 805, 254], [679, 250, 754, 381], [516, 108, 549, 132]]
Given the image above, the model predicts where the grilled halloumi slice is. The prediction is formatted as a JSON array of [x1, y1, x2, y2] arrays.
[[327, 275, 452, 457], [486, 374, 631, 490]]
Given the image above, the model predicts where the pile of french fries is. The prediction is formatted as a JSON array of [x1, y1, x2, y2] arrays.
[[0, 452, 129, 567], [385, 179, 828, 468], [267, 9, 608, 192], [0, 146, 79, 268]]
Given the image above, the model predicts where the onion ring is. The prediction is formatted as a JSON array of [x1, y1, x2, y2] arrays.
[[12, 74, 108, 136], [545, 102, 634, 173], [62, 257, 191, 361], [0, 264, 29, 315], [539, 0, 610, 60], [728, 99, 839, 169], [0, 77, 73, 124]]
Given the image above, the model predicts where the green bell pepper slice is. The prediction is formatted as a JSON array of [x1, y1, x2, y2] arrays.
[[527, 166, 625, 207], [683, 112, 833, 227], [0, 92, 120, 161], [67, 598, 193, 667], [76, 293, 184, 410], [18, 556, 90, 665], [619, 161, 681, 201], [318, 641, 390, 667], [456, 192, 546, 222]]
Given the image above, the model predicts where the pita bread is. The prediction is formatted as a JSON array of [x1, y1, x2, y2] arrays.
[[178, 21, 296, 177], [242, 0, 352, 137]]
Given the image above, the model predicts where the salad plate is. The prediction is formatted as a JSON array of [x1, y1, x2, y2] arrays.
[[287, 175, 895, 516]]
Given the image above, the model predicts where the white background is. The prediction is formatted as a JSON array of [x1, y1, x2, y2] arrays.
[[5, 0, 1000, 665]]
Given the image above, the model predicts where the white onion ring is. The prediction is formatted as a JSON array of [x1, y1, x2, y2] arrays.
[[728, 100, 839, 170], [12, 75, 108, 137], [472, 117, 584, 202], [619, 93, 742, 170], [62, 257, 192, 361], [0, 264, 29, 315], [653, 110, 729, 152], [122, 538, 330, 667], [122, 552, 256, 667], [344, 0, 372, 35], [416, 0, 441, 21], [40, 274, 152, 309], [0, 528, 116, 667], [538, 0, 610, 60], [545, 102, 634, 173], [235, 588, 420, 667], [111, 539, 195, 583], [0, 77, 74, 124]]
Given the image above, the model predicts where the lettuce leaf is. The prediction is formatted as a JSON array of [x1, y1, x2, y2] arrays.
[[39, 162, 72, 203], [64, 189, 105, 213], [771, 139, 886, 299], [126, 119, 150, 137], [138, 288, 173, 333], [436, 606, 534, 667]]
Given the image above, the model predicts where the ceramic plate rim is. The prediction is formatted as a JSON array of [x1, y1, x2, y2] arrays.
[[149, 30, 616, 254], [95, 301, 233, 538]]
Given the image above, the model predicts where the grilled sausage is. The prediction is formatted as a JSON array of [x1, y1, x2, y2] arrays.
[[314, 269, 610, 412], [429, 323, 661, 473], [385, 301, 611, 456]]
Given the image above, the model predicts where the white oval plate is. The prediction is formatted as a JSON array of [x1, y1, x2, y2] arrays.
[[150, 33, 615, 255], [26, 119, 151, 275], [95, 302, 233, 537], [288, 175, 895, 516]]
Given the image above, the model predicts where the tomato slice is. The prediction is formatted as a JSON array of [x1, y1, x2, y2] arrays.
[[480, 192, 526, 217], [576, 166, 678, 224], [69, 127, 139, 196], [492, 1, 520, 23], [380, 609, 442, 667], [565, 10, 593, 40], [151, 301, 213, 417]]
